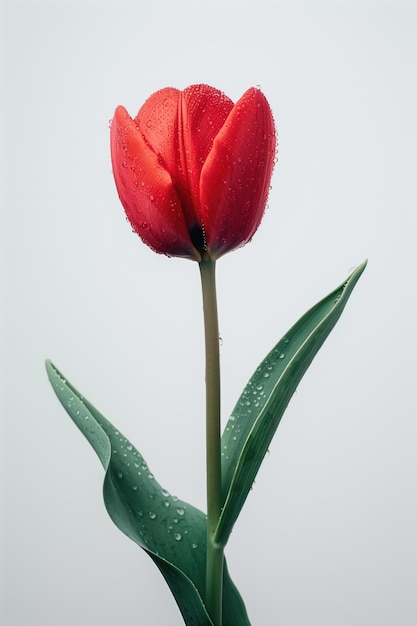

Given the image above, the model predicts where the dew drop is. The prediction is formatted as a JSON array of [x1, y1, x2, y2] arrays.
[[192, 543, 198, 549], [279, 352, 285, 359], [176, 507, 185, 516], [148, 511, 157, 520], [132, 485, 138, 491], [173, 532, 182, 541], [126, 444, 133, 451], [160, 489, 170, 497]]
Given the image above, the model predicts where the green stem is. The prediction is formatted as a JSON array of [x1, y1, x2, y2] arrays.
[[199, 257, 224, 626]]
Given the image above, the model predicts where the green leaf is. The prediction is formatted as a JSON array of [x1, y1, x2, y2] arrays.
[[46, 361, 250, 626], [216, 261, 367, 546]]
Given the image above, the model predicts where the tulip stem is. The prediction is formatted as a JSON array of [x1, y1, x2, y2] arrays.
[[199, 257, 223, 626]]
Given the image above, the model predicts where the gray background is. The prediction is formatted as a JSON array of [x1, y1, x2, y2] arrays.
[[1, 0, 416, 624]]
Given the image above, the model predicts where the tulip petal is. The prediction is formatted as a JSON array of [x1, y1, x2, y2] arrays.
[[179, 85, 234, 214], [111, 106, 199, 260], [134, 87, 181, 183], [136, 85, 234, 233], [200, 88, 276, 259]]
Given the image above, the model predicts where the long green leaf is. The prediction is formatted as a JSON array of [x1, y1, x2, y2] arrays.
[[216, 261, 367, 546], [46, 361, 250, 626]]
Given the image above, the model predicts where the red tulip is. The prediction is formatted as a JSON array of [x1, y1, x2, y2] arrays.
[[111, 84, 276, 261]]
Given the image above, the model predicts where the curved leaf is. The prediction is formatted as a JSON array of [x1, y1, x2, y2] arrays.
[[216, 261, 367, 546], [46, 361, 250, 626]]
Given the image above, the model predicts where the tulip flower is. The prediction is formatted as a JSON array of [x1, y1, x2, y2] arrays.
[[110, 84, 276, 261], [46, 79, 366, 626]]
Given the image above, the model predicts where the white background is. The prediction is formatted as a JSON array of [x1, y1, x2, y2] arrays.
[[1, 1, 416, 624]]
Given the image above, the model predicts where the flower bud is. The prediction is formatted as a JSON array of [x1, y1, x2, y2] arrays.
[[111, 84, 276, 261]]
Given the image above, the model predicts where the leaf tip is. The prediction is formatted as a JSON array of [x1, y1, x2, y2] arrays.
[[355, 258, 368, 274]]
